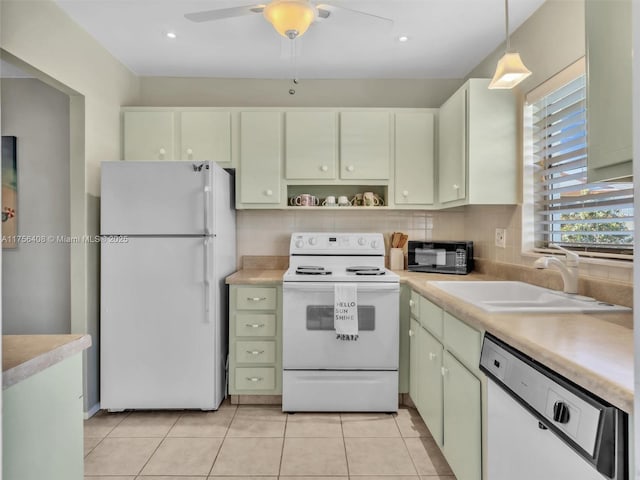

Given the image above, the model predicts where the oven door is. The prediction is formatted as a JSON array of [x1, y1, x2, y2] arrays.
[[283, 282, 399, 370]]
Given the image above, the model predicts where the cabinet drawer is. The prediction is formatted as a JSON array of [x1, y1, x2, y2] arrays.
[[235, 367, 276, 391], [236, 287, 277, 310], [235, 313, 277, 337], [235, 341, 276, 364], [444, 312, 481, 368], [420, 296, 443, 338], [409, 290, 420, 318]]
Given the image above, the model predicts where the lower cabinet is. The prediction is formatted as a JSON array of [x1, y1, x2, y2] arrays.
[[443, 350, 482, 480], [409, 317, 420, 404], [3, 354, 84, 480], [408, 291, 483, 480], [417, 325, 444, 446], [229, 285, 282, 395]]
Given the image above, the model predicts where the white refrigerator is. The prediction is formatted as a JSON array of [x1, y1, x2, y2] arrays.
[[100, 161, 236, 410]]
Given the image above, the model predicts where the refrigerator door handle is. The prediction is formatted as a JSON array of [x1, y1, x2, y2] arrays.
[[204, 237, 211, 320], [204, 185, 212, 235]]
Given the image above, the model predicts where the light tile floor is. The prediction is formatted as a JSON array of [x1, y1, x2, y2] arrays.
[[84, 402, 456, 480]]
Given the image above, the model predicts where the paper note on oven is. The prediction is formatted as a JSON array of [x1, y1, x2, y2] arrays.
[[334, 283, 358, 341]]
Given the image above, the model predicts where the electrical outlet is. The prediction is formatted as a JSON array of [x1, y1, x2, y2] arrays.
[[495, 228, 507, 248]]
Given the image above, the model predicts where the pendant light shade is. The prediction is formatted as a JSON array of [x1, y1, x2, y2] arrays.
[[264, 0, 317, 40], [488, 0, 532, 89], [489, 52, 532, 89]]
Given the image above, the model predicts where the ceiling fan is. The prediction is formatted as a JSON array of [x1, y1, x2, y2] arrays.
[[184, 0, 393, 40]]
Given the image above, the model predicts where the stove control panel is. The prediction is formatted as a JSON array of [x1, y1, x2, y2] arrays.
[[290, 233, 386, 256]]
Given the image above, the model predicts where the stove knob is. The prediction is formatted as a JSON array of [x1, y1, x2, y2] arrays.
[[295, 239, 304, 248], [308, 237, 317, 246], [552, 401, 570, 424], [371, 240, 379, 249], [358, 237, 367, 246]]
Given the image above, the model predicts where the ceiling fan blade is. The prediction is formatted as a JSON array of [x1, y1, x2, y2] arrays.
[[184, 4, 265, 23], [318, 3, 393, 24]]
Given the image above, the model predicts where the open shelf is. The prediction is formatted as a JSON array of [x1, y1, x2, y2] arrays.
[[287, 184, 387, 207]]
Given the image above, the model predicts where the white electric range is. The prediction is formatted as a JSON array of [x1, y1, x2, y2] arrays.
[[282, 232, 400, 412]]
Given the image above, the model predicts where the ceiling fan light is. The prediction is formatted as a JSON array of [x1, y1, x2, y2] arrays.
[[263, 0, 317, 39], [488, 52, 532, 89]]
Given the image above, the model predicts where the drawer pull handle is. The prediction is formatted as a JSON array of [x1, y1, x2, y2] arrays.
[[408, 329, 414, 337], [247, 377, 263, 382], [409, 299, 415, 307], [429, 352, 437, 361], [441, 366, 449, 377], [248, 297, 267, 302], [247, 350, 265, 355], [246, 323, 265, 328]]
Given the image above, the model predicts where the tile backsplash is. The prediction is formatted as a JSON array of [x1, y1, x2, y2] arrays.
[[237, 205, 633, 287], [236, 209, 466, 266]]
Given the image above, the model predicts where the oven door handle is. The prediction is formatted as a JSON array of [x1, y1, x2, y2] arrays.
[[283, 283, 399, 293]]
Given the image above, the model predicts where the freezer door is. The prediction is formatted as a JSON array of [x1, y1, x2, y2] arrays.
[[101, 237, 221, 409], [101, 161, 216, 235]]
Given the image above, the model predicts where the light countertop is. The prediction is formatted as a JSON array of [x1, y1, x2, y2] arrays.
[[3, 334, 92, 389], [226, 269, 633, 413]]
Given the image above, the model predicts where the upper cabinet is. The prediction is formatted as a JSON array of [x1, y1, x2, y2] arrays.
[[437, 79, 517, 207], [123, 111, 175, 161], [179, 111, 231, 164], [586, 0, 632, 181], [285, 112, 337, 180], [238, 111, 282, 206], [122, 109, 232, 165], [438, 88, 466, 204], [395, 112, 435, 206], [340, 112, 391, 180]]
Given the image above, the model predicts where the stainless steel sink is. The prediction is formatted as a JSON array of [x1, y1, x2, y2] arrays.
[[428, 281, 630, 313]]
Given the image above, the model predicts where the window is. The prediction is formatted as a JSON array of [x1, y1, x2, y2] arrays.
[[527, 68, 634, 258]]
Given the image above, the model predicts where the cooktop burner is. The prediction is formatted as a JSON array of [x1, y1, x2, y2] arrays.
[[296, 266, 332, 275], [346, 266, 381, 272], [355, 270, 386, 276]]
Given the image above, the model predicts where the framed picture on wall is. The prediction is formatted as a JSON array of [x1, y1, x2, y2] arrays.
[[2, 136, 17, 249]]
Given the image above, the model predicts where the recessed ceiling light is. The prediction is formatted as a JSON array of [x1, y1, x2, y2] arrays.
[[166, 32, 177, 39], [398, 36, 410, 42]]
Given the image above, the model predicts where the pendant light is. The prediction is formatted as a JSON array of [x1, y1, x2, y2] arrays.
[[489, 0, 532, 89], [263, 0, 317, 40]]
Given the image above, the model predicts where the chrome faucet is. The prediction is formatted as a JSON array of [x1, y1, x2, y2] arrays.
[[533, 244, 579, 294]]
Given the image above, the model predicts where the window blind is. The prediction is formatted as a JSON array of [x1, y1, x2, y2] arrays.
[[530, 74, 634, 255]]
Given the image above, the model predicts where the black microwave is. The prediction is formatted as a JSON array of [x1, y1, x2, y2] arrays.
[[407, 241, 474, 275]]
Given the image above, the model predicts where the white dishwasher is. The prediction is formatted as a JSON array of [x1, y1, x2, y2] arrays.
[[480, 334, 627, 480]]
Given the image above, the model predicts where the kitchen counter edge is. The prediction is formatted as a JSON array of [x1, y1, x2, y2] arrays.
[[3, 334, 92, 390], [225, 269, 633, 413]]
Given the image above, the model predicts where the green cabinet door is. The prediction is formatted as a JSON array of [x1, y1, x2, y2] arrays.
[[586, 0, 633, 181], [3, 355, 84, 480], [285, 111, 337, 179], [340, 112, 390, 180], [123, 111, 175, 160], [395, 112, 435, 205], [417, 325, 444, 446], [409, 317, 420, 406], [180, 111, 231, 164], [442, 351, 481, 480], [239, 111, 282, 205], [438, 87, 466, 204]]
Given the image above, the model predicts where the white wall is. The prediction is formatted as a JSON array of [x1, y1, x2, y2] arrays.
[[1, 0, 140, 413], [1, 78, 71, 334], [138, 77, 463, 108]]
